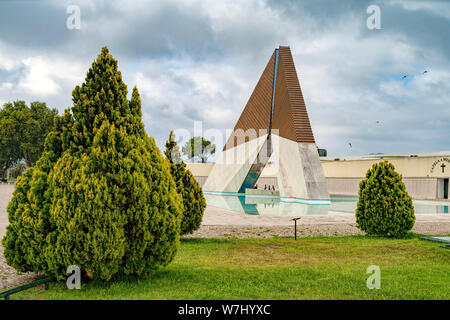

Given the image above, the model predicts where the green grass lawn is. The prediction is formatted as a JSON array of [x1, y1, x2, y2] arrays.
[[12, 235, 450, 300]]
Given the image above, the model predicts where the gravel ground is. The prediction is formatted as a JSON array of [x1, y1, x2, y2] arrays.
[[0, 246, 39, 291], [0, 184, 41, 290], [1, 183, 449, 291], [183, 222, 450, 239]]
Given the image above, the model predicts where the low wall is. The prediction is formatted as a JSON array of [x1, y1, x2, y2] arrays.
[[326, 178, 362, 196], [326, 177, 438, 199], [403, 178, 438, 199], [195, 175, 438, 200], [187, 159, 447, 200]]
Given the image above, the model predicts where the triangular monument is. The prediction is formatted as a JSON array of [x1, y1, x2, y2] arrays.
[[203, 46, 329, 204]]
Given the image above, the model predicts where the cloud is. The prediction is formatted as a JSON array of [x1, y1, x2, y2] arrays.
[[129, 58, 253, 149], [0, 0, 449, 157], [0, 43, 21, 72], [19, 57, 61, 96], [17, 56, 86, 98], [0, 40, 88, 107], [389, 0, 450, 20]]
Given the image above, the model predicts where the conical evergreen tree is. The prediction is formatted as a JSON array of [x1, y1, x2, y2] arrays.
[[356, 161, 415, 238], [164, 131, 206, 235], [2, 47, 183, 281], [2, 114, 65, 274]]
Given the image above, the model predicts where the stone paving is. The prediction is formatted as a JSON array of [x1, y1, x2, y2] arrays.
[[202, 204, 450, 227], [0, 184, 40, 290]]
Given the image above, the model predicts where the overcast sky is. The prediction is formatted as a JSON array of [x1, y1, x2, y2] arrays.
[[0, 0, 449, 158]]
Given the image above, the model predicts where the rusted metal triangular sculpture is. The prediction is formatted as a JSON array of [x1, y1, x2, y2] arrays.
[[204, 46, 329, 204]]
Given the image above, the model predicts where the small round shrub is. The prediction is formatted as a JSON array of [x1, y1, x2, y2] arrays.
[[356, 161, 415, 238], [164, 131, 206, 235]]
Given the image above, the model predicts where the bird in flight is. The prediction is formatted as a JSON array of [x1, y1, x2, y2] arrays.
[[348, 143, 352, 148], [423, 70, 429, 74], [402, 75, 408, 79]]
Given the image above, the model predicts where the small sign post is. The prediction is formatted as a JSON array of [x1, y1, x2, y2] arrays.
[[291, 217, 301, 240]]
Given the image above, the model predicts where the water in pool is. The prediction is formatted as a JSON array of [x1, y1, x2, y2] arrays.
[[204, 193, 450, 216]]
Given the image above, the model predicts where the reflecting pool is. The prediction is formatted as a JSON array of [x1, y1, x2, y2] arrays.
[[204, 193, 450, 216]]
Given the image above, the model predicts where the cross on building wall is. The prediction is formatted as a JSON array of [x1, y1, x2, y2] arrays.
[[441, 163, 446, 173]]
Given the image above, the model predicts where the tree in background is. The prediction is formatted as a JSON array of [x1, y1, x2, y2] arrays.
[[0, 101, 57, 179], [23, 102, 59, 166], [356, 161, 415, 238], [182, 136, 216, 163], [165, 131, 206, 235], [2, 47, 183, 281], [8, 163, 27, 180]]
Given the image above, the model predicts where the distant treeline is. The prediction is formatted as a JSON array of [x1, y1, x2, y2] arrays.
[[0, 101, 57, 180]]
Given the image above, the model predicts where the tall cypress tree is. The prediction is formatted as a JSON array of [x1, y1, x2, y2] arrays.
[[2, 47, 183, 281], [165, 131, 206, 235]]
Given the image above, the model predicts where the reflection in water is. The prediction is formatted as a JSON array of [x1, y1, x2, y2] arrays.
[[204, 194, 450, 216]]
